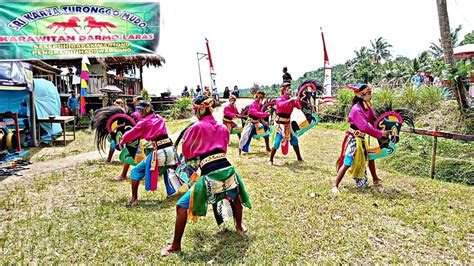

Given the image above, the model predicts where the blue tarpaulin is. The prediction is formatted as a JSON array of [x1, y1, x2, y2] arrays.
[[33, 78, 62, 138], [0, 77, 62, 140]]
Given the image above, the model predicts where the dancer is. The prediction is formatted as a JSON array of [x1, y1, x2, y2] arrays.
[[239, 91, 271, 153], [161, 96, 251, 256], [268, 84, 303, 165], [332, 84, 390, 193], [223, 95, 243, 154], [119, 101, 180, 205]]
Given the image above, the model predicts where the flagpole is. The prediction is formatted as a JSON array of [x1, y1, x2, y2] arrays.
[[320, 27, 334, 103], [205, 38, 217, 92]]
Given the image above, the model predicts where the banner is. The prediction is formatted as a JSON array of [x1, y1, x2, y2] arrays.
[[0, 1, 160, 60]]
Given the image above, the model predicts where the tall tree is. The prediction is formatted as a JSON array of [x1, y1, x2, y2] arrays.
[[436, 0, 454, 66], [370, 37, 393, 64], [436, 0, 468, 109]]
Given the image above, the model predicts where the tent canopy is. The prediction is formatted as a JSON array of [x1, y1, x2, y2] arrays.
[[453, 44, 474, 59], [33, 78, 62, 137]]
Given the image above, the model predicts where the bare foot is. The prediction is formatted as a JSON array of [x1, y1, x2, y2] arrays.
[[128, 198, 138, 206], [161, 245, 181, 257], [114, 175, 127, 181], [297, 158, 304, 162], [373, 179, 383, 187], [373, 180, 385, 192], [236, 224, 248, 235]]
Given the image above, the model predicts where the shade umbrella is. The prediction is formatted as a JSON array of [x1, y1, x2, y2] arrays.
[[100, 85, 123, 94], [100, 85, 123, 106]]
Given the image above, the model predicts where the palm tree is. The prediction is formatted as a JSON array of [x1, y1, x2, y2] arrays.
[[369, 37, 393, 64], [436, 0, 468, 109]]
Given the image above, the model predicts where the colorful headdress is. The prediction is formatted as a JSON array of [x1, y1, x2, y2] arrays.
[[137, 100, 153, 115], [134, 95, 144, 101], [193, 95, 214, 116], [281, 84, 291, 95], [345, 83, 368, 93], [254, 91, 266, 99]]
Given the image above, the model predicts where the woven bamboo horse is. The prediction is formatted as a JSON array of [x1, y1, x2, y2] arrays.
[[93, 107, 143, 166], [291, 80, 323, 136], [367, 108, 414, 160], [236, 97, 275, 138]]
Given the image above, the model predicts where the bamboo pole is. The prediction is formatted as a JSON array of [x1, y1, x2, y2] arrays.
[[430, 126, 439, 179]]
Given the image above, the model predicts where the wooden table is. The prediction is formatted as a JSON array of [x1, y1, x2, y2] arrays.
[[37, 116, 75, 145]]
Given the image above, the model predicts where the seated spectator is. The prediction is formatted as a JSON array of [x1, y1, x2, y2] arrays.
[[223, 86, 230, 98], [423, 71, 434, 85], [181, 86, 190, 98]]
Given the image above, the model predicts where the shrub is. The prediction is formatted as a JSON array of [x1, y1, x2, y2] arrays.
[[336, 88, 353, 107], [417, 85, 444, 112], [170, 97, 192, 119], [396, 86, 419, 110], [319, 103, 346, 122], [372, 87, 396, 108]]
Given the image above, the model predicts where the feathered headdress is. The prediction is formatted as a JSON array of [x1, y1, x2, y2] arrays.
[[345, 83, 368, 93]]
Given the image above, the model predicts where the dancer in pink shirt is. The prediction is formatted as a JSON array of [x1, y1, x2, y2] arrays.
[[332, 84, 390, 193]]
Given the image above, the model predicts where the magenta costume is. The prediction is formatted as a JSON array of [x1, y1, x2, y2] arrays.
[[222, 103, 241, 132], [272, 95, 301, 150], [248, 99, 269, 119], [120, 113, 179, 192], [182, 115, 230, 159], [176, 114, 251, 223], [239, 99, 270, 152], [338, 101, 383, 188], [347, 103, 383, 139]]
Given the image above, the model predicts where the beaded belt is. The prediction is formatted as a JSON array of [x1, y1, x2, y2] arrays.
[[276, 116, 290, 124], [153, 138, 172, 149], [348, 128, 366, 137], [199, 153, 226, 168], [223, 117, 234, 123]]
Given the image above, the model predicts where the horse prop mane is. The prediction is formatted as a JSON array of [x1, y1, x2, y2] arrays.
[[367, 106, 415, 160], [92, 106, 142, 165]]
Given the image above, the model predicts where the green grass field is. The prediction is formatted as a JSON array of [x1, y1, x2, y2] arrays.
[[1, 123, 473, 263]]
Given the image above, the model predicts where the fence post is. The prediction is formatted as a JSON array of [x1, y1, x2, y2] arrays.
[[430, 126, 439, 179]]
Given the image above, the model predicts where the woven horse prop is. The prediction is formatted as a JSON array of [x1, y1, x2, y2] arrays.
[[92, 107, 143, 166], [238, 97, 275, 153], [291, 80, 323, 137], [367, 108, 414, 160], [237, 97, 275, 138]]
